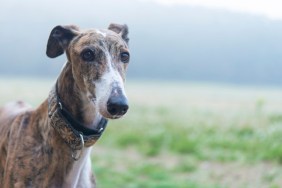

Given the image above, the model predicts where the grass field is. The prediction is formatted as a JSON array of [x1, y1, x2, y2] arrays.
[[1, 77, 282, 188]]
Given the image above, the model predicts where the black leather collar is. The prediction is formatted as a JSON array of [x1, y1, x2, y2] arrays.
[[55, 81, 108, 136], [48, 81, 108, 154]]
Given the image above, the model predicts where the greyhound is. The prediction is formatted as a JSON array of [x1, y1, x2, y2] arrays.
[[0, 23, 130, 187]]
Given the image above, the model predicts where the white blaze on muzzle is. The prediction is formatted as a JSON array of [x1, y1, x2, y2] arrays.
[[94, 52, 127, 117]]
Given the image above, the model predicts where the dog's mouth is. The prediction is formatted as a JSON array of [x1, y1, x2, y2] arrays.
[[105, 114, 124, 120]]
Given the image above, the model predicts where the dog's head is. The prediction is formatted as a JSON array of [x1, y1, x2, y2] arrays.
[[46, 24, 130, 119]]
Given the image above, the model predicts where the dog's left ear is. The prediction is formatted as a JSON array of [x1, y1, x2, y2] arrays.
[[108, 23, 129, 44], [46, 25, 80, 58]]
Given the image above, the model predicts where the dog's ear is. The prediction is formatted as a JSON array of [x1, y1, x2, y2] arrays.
[[46, 25, 79, 58], [108, 23, 129, 44]]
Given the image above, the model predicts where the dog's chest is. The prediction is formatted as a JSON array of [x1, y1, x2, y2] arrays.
[[62, 147, 93, 188]]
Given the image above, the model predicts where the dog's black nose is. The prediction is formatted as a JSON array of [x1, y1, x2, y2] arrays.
[[107, 96, 129, 116]]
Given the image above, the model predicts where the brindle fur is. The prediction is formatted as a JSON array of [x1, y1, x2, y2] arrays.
[[0, 23, 129, 187]]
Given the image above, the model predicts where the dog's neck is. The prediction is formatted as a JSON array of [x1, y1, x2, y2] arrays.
[[44, 61, 101, 187], [56, 62, 101, 130]]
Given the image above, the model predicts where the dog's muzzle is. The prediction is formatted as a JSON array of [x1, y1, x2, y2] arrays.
[[106, 87, 128, 117]]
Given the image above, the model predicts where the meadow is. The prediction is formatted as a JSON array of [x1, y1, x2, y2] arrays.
[[1, 77, 282, 188]]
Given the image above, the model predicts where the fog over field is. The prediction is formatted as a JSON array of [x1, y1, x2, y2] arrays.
[[0, 0, 282, 85]]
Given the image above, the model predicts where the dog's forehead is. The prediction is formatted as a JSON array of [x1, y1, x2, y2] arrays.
[[71, 29, 125, 50]]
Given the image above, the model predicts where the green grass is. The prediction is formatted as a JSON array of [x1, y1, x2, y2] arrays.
[[1, 77, 282, 187]]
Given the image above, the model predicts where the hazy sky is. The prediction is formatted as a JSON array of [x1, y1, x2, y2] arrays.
[[141, 0, 282, 20], [1, 0, 282, 85]]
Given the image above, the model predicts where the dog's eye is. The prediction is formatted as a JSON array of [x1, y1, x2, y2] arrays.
[[120, 52, 130, 63], [81, 49, 95, 61]]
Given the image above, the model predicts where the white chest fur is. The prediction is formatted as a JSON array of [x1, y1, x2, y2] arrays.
[[63, 147, 93, 188]]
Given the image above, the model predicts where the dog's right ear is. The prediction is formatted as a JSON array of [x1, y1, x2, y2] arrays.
[[108, 23, 129, 44], [46, 25, 79, 58]]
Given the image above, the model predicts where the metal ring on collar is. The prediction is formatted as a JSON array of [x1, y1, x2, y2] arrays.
[[58, 102, 63, 110], [71, 133, 85, 161]]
